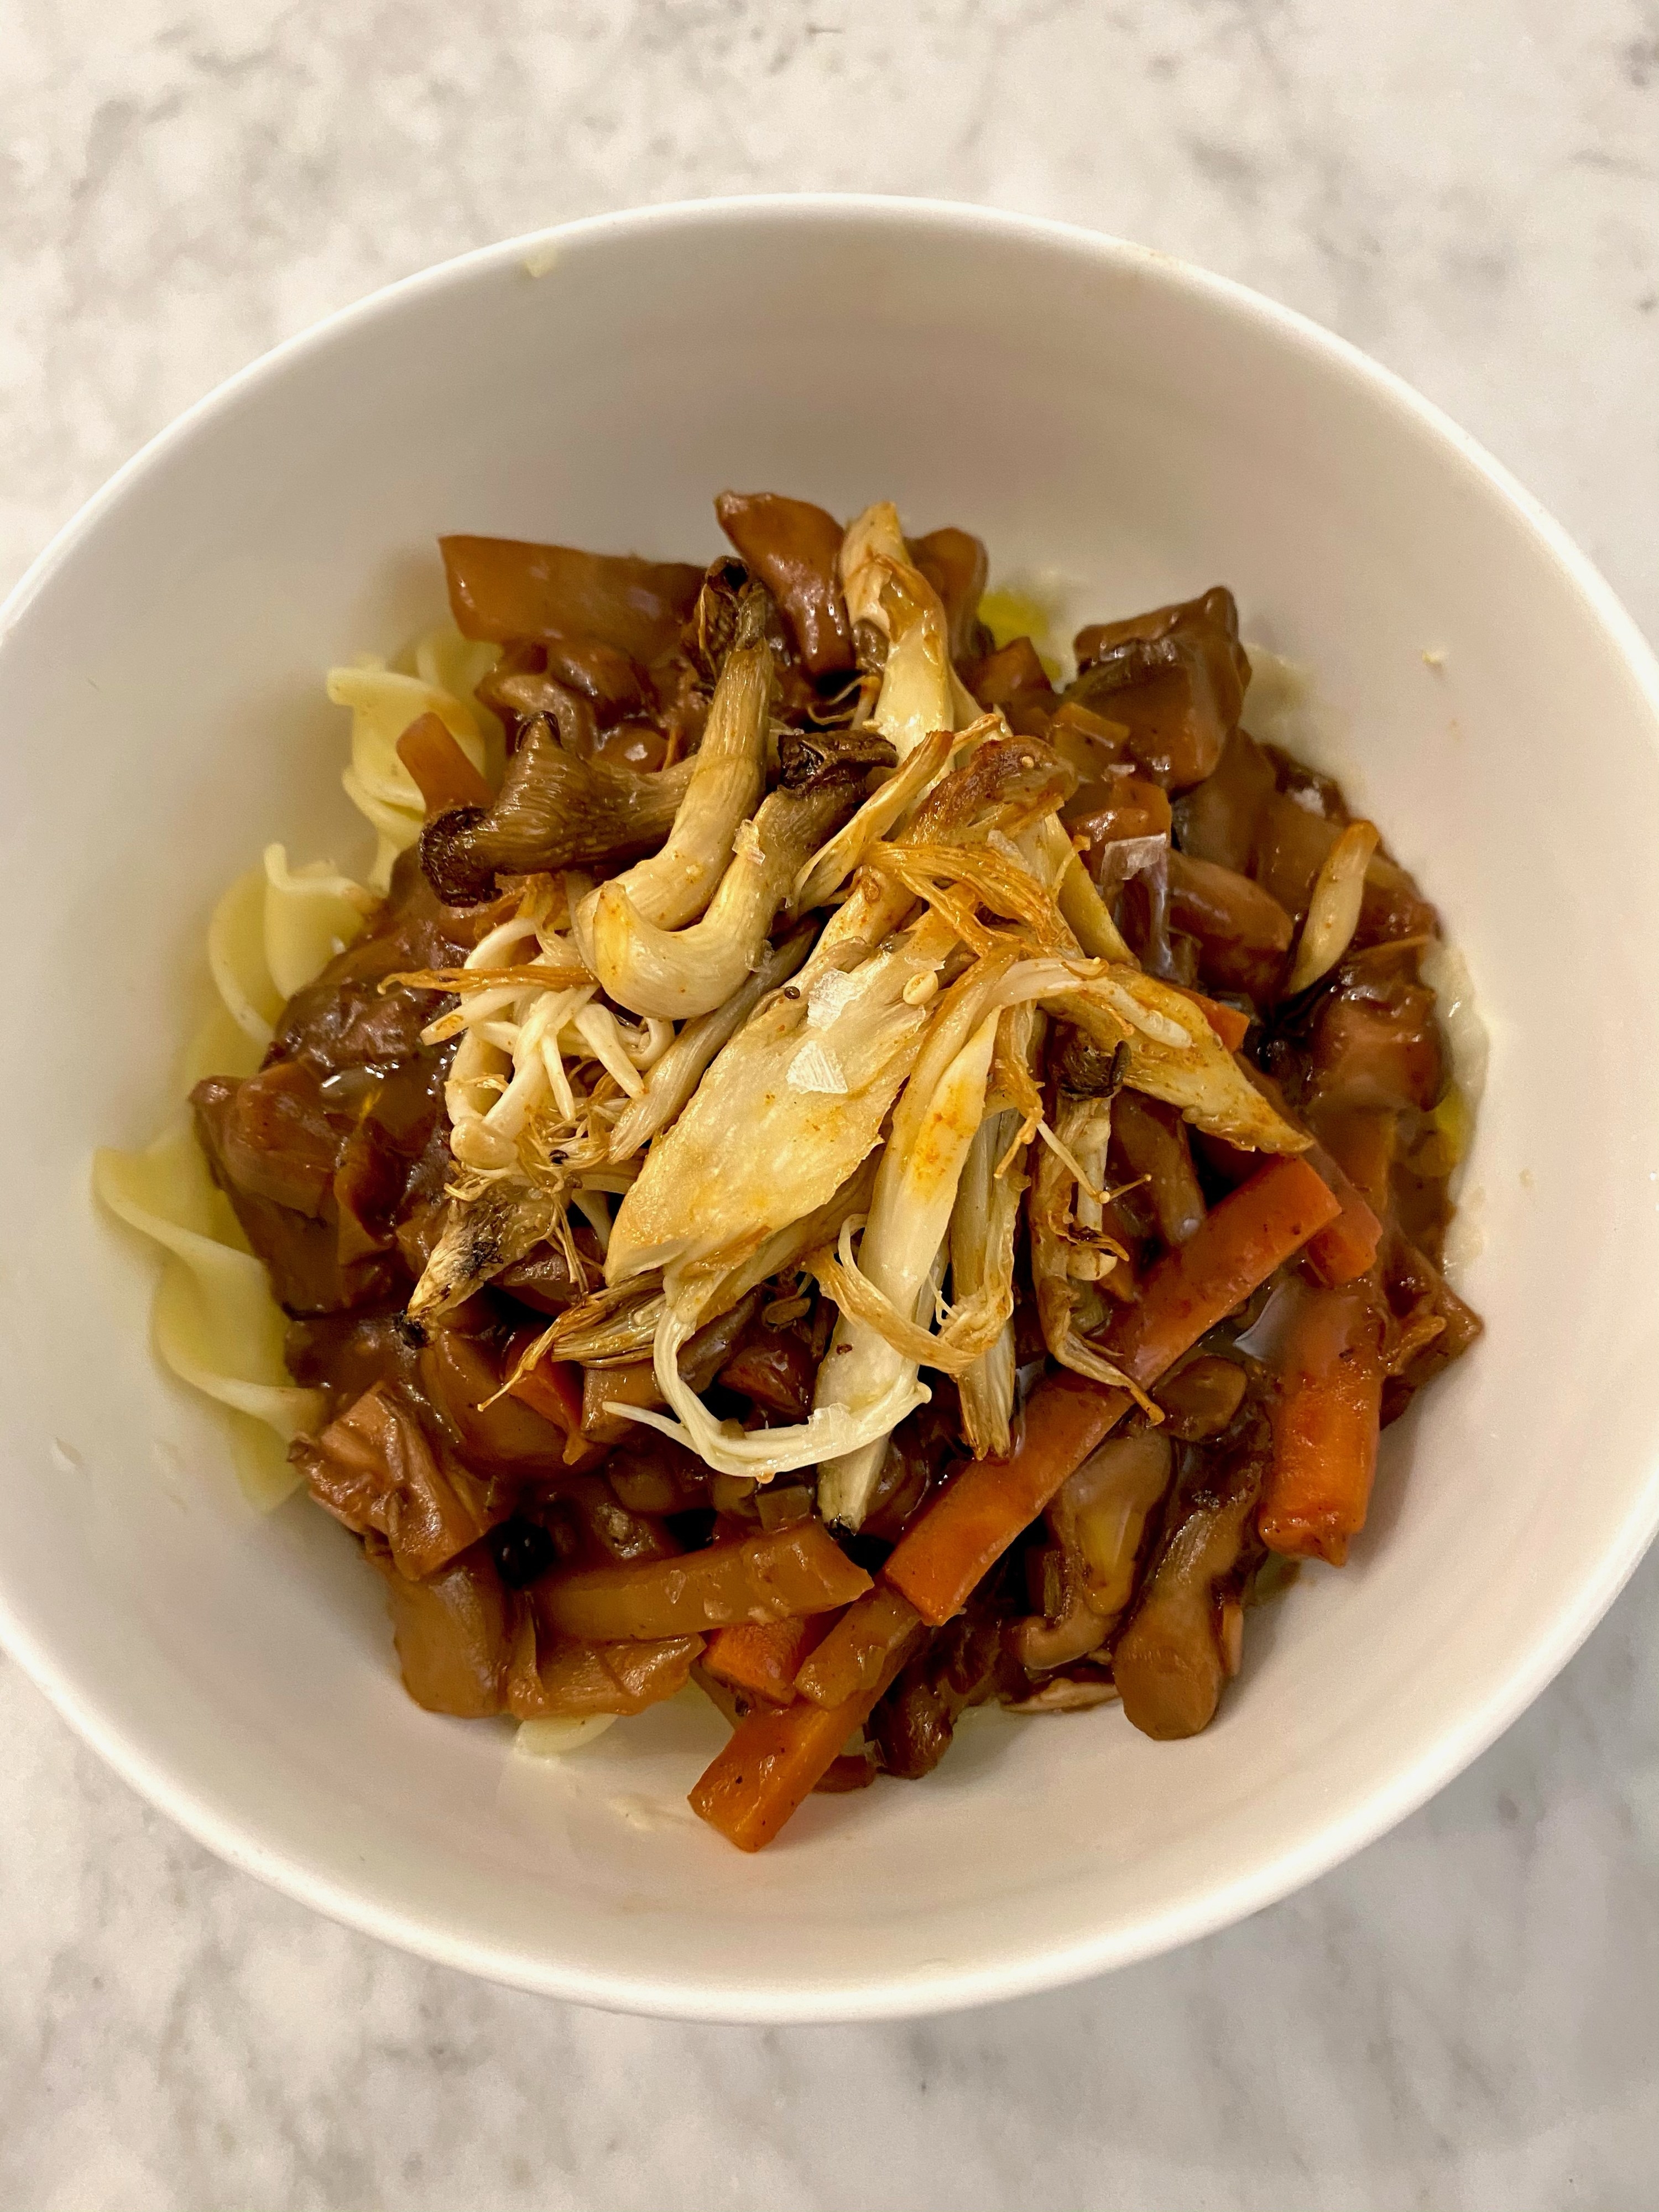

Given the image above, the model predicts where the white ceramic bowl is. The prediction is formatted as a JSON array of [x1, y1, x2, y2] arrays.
[[4, 197, 1658, 2023]]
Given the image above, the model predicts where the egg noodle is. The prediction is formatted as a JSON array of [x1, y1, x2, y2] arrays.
[[92, 630, 498, 1509]]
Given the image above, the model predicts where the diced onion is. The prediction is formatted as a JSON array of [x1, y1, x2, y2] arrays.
[[1287, 820, 1379, 995]]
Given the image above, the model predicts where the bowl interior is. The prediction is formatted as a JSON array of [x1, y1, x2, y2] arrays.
[[4, 200, 1658, 2020]]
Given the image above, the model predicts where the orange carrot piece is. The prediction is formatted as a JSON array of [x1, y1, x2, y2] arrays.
[[1259, 1280, 1387, 1565], [1302, 1175, 1383, 1287], [507, 1355, 583, 1434], [1292, 1124, 1380, 1283], [396, 711, 493, 815], [703, 1616, 826, 1705], [884, 1375, 1131, 1629], [690, 1611, 923, 1851], [794, 1586, 924, 1708], [505, 1355, 611, 1469], [1234, 1070, 1381, 1287], [690, 1697, 867, 1851], [883, 1157, 1340, 1631], [1105, 1155, 1342, 1390], [1172, 984, 1252, 1052]]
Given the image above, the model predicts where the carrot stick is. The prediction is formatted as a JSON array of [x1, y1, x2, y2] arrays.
[[1105, 1155, 1341, 1389], [505, 1356, 608, 1469], [1171, 984, 1251, 1052], [1235, 1066, 1381, 1286], [1302, 1168, 1383, 1288], [1300, 1113, 1387, 1286], [1258, 1280, 1387, 1565], [689, 1609, 923, 1851], [396, 711, 493, 814], [884, 1374, 1130, 1628], [884, 1156, 1339, 1630], [703, 1615, 826, 1705], [794, 1586, 923, 1708]]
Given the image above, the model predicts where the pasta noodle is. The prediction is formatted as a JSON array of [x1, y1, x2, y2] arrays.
[[330, 640, 498, 893], [207, 847, 378, 1052], [95, 628, 487, 1507], [93, 1124, 324, 1511]]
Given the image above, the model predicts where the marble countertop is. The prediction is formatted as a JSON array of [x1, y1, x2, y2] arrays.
[[4, 5, 1657, 2206]]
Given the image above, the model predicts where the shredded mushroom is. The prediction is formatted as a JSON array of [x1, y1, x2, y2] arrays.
[[811, 950, 1097, 1527], [948, 1105, 1025, 1458], [572, 588, 773, 961], [606, 926, 813, 1162], [369, 502, 1411, 1626], [799, 722, 1075, 985], [1053, 969, 1307, 1153], [790, 724, 956, 915], [1029, 1084, 1149, 1408], [812, 1004, 1001, 1527], [588, 735, 883, 1019], [589, 781, 862, 1018], [841, 502, 982, 732]]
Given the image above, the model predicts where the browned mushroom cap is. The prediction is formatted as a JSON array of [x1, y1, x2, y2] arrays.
[[440, 534, 705, 664], [908, 729, 1078, 839], [1050, 1027, 1127, 1098], [1068, 586, 1250, 791], [776, 724, 898, 792], [714, 491, 855, 675], [420, 716, 695, 905], [681, 555, 753, 684]]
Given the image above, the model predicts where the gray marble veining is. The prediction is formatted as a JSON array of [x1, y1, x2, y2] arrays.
[[2, 4, 1657, 2208]]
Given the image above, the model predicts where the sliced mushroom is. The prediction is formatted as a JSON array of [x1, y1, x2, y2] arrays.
[[1056, 1430, 1174, 1619], [1068, 586, 1250, 791], [1111, 1092, 1207, 1248], [439, 534, 703, 664], [587, 773, 869, 1020], [421, 717, 695, 905], [681, 555, 754, 685], [572, 587, 773, 957], [1030, 1083, 1141, 1395], [1111, 1422, 1266, 1740], [815, 971, 1008, 1530], [801, 727, 1078, 985], [1050, 966, 1307, 1154], [715, 491, 855, 675], [604, 936, 941, 1287], [408, 1178, 572, 1322]]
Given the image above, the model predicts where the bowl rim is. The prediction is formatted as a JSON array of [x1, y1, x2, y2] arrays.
[[4, 192, 1658, 2023]]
